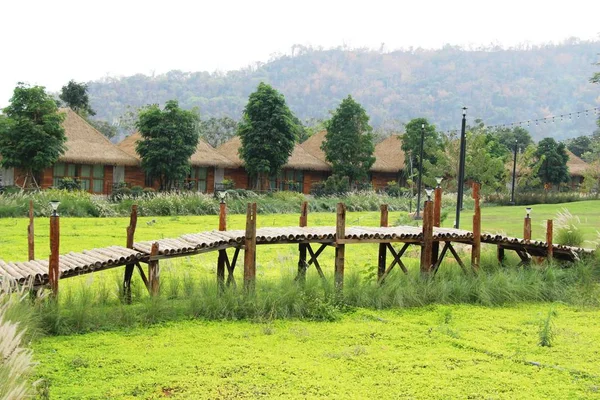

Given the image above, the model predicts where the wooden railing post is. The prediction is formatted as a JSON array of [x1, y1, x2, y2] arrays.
[[432, 185, 442, 265], [217, 201, 227, 292], [123, 205, 138, 302], [28, 200, 35, 261], [377, 204, 388, 281], [243, 203, 257, 292], [297, 201, 308, 283], [524, 213, 532, 241], [48, 211, 60, 298], [420, 201, 434, 275], [335, 203, 346, 290], [471, 183, 481, 271], [546, 219, 553, 262], [148, 242, 160, 296]]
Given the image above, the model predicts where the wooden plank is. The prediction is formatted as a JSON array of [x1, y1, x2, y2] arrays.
[[546, 219, 553, 261], [420, 201, 434, 275], [243, 203, 257, 292], [335, 203, 346, 290], [49, 214, 60, 298], [148, 242, 160, 296], [471, 183, 481, 271], [378, 204, 388, 281], [28, 200, 34, 261]]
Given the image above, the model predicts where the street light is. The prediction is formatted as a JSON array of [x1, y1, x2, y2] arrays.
[[455, 107, 467, 229], [415, 122, 426, 219], [435, 177, 443, 188], [425, 188, 433, 201], [510, 139, 518, 205], [525, 207, 532, 218], [49, 200, 60, 217]]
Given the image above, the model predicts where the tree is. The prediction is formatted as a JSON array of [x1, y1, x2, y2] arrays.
[[464, 130, 507, 191], [136, 100, 199, 191], [0, 83, 66, 188], [59, 80, 95, 116], [89, 119, 118, 140], [200, 116, 238, 148], [322, 95, 375, 184], [401, 118, 442, 187], [565, 135, 592, 157], [495, 126, 533, 152], [238, 83, 298, 189], [534, 138, 570, 187]]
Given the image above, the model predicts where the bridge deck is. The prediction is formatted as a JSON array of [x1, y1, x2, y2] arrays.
[[0, 225, 593, 286]]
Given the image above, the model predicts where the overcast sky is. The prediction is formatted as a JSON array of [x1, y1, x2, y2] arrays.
[[1, 0, 599, 107]]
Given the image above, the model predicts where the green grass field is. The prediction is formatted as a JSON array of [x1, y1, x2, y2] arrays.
[[1, 200, 599, 399]]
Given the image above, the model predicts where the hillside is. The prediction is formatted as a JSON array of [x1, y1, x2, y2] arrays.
[[88, 40, 600, 141]]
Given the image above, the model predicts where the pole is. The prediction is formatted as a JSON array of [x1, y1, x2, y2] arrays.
[[49, 212, 60, 298], [510, 139, 518, 205], [420, 201, 434, 275], [28, 200, 34, 261], [123, 204, 138, 303], [335, 203, 346, 290], [217, 201, 227, 292], [415, 123, 425, 219], [455, 107, 467, 228], [377, 204, 388, 281]]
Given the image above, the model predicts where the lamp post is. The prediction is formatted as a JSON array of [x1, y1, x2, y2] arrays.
[[415, 123, 426, 219], [510, 139, 518, 205], [455, 107, 467, 228], [49, 200, 60, 297], [425, 188, 433, 202]]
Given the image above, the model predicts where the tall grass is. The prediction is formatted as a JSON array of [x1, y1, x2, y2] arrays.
[[554, 208, 584, 247], [18, 254, 600, 336], [0, 189, 474, 218]]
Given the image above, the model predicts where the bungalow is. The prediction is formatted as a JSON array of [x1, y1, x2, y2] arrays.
[[216, 136, 331, 194], [566, 150, 588, 189], [1, 108, 139, 193], [117, 132, 237, 193]]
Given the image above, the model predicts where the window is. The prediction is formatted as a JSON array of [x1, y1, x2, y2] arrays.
[[185, 167, 209, 192], [279, 169, 303, 192], [52, 163, 105, 194]]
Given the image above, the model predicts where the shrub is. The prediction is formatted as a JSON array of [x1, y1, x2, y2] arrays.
[[220, 179, 235, 190], [554, 208, 584, 247]]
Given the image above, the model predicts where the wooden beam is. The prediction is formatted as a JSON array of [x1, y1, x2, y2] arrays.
[[497, 245, 505, 265], [432, 242, 451, 275], [377, 204, 388, 281], [217, 201, 227, 292], [297, 201, 309, 283], [135, 261, 150, 290], [226, 247, 240, 288], [524, 216, 532, 241], [471, 183, 481, 271], [432, 186, 442, 266], [123, 205, 138, 303], [546, 219, 553, 262], [447, 243, 468, 274], [420, 201, 434, 275], [243, 203, 257, 292], [335, 203, 346, 290], [306, 244, 326, 279], [379, 243, 410, 283], [28, 200, 34, 261], [148, 242, 160, 296], [48, 213, 60, 298]]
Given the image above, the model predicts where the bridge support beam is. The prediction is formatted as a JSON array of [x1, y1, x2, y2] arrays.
[[546, 219, 553, 262], [335, 203, 346, 290], [243, 203, 257, 292], [377, 204, 388, 281], [148, 242, 160, 296], [217, 201, 227, 293], [123, 205, 138, 303], [420, 200, 434, 275], [297, 201, 308, 283], [471, 183, 481, 271]]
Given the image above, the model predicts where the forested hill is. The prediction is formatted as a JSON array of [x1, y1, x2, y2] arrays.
[[88, 40, 600, 141]]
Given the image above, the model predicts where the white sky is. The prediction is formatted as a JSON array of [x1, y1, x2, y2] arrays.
[[1, 0, 599, 107]]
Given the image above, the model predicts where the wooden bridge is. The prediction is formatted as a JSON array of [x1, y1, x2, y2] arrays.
[[0, 184, 594, 297]]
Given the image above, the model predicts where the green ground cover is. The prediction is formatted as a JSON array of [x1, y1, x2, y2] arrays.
[[32, 304, 600, 399]]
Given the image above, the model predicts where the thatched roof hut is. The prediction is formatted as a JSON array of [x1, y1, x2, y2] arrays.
[[60, 108, 138, 166], [566, 150, 588, 177], [216, 136, 331, 171], [299, 130, 328, 163], [118, 132, 236, 168], [371, 135, 405, 172]]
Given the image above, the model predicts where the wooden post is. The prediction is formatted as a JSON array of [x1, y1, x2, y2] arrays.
[[27, 200, 34, 261], [524, 216, 532, 241], [471, 183, 481, 271], [48, 213, 60, 298], [377, 204, 388, 281], [297, 201, 308, 283], [123, 205, 138, 302], [546, 219, 553, 261], [420, 201, 434, 275], [217, 201, 227, 291], [335, 203, 346, 290], [148, 242, 160, 296], [243, 203, 257, 292], [432, 186, 442, 265]]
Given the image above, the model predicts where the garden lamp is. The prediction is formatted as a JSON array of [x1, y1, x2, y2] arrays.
[[49, 200, 60, 217], [218, 191, 227, 204], [425, 188, 433, 201], [525, 207, 532, 218], [435, 177, 443, 188]]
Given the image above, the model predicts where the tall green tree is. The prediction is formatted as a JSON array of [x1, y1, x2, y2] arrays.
[[238, 83, 298, 189], [59, 80, 95, 116], [0, 83, 66, 188], [136, 100, 199, 191], [565, 135, 592, 157], [534, 138, 570, 187], [495, 126, 533, 152], [322, 95, 375, 184], [401, 118, 441, 186]]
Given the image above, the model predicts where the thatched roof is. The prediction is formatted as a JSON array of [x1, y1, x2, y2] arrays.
[[216, 136, 331, 171], [118, 132, 236, 168], [371, 135, 405, 172], [566, 150, 587, 177], [59, 108, 138, 166], [299, 130, 328, 163]]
